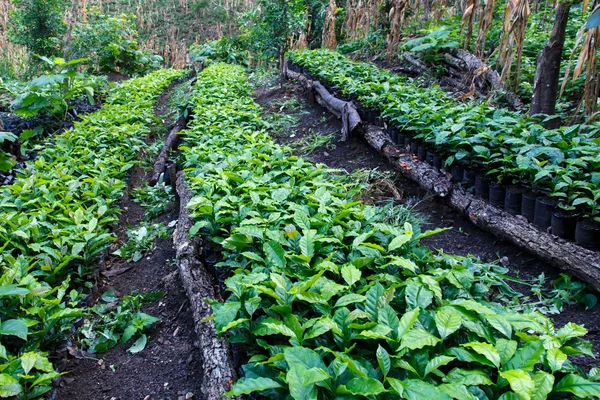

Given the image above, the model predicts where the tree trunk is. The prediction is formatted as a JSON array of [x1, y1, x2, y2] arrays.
[[421, 0, 432, 21], [530, 2, 571, 127], [63, 0, 79, 59]]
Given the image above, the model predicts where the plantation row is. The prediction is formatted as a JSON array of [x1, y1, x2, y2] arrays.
[[181, 63, 600, 399], [287, 50, 600, 249], [0, 69, 184, 398]]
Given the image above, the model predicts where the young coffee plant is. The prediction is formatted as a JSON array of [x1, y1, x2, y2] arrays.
[[112, 222, 175, 263]]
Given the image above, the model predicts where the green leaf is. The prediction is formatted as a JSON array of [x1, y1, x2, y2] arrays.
[[20, 352, 38, 374], [397, 307, 420, 339], [101, 290, 119, 303], [225, 377, 282, 396], [531, 371, 554, 400], [0, 374, 23, 397], [401, 379, 451, 400], [0, 319, 28, 340], [546, 348, 567, 372], [388, 234, 411, 251], [495, 339, 518, 366], [435, 307, 461, 339], [554, 374, 600, 397], [0, 285, 30, 297], [438, 384, 478, 400], [341, 264, 361, 286], [263, 241, 286, 269], [334, 293, 366, 308], [294, 210, 311, 230], [299, 230, 316, 258], [401, 327, 440, 350], [462, 342, 501, 368], [376, 345, 391, 377], [499, 370, 534, 400], [587, 7, 600, 29], [345, 377, 386, 396], [128, 334, 147, 354], [424, 355, 455, 377], [505, 340, 544, 371], [447, 368, 494, 386]]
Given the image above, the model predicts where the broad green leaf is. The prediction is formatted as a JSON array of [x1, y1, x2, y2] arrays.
[[462, 342, 501, 368], [401, 327, 440, 350], [438, 384, 478, 400], [0, 374, 22, 397], [397, 307, 420, 339], [345, 377, 386, 396], [225, 377, 282, 396], [424, 355, 455, 377], [334, 293, 366, 308], [499, 370, 534, 400], [495, 339, 518, 366], [299, 230, 316, 258], [447, 368, 494, 386], [0, 285, 30, 297], [531, 371, 554, 400], [128, 334, 147, 354], [505, 340, 544, 371], [376, 345, 391, 377], [435, 307, 461, 339], [0, 319, 28, 340], [21, 352, 38, 374], [341, 264, 361, 286], [401, 379, 451, 400], [554, 374, 600, 397], [263, 241, 286, 269], [388, 234, 411, 251]]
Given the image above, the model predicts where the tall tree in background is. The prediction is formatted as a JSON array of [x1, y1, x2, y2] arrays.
[[246, 0, 306, 86], [8, 0, 66, 61], [530, 1, 572, 126]]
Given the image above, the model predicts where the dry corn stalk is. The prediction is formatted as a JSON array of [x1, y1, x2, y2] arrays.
[[476, 0, 495, 57], [386, 0, 408, 61], [322, 0, 338, 50], [461, 0, 477, 50], [497, 0, 530, 90]]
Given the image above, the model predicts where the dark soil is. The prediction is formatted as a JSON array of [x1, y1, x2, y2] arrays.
[[255, 78, 600, 369], [55, 80, 202, 400]]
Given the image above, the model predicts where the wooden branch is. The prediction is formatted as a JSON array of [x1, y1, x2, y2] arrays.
[[401, 52, 429, 74], [149, 119, 186, 186], [443, 53, 468, 70], [174, 172, 239, 400], [286, 65, 362, 141]]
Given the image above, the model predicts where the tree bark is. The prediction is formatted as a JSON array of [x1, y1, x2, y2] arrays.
[[530, 2, 571, 127], [63, 0, 79, 59], [174, 172, 239, 400], [149, 119, 186, 186]]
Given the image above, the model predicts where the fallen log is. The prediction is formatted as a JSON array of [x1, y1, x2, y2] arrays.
[[365, 124, 600, 292], [401, 52, 429, 74], [285, 62, 361, 141], [174, 171, 238, 400], [149, 119, 186, 186]]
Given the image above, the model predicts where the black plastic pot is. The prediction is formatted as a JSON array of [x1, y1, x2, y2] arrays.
[[504, 186, 525, 216], [551, 211, 578, 241], [432, 153, 443, 170], [533, 197, 556, 231], [463, 169, 476, 189], [451, 164, 465, 183], [426, 151, 434, 166], [410, 142, 418, 155], [404, 136, 411, 147], [521, 191, 537, 223], [489, 183, 506, 208], [475, 175, 490, 200], [575, 219, 600, 250], [397, 133, 406, 146], [417, 146, 427, 161]]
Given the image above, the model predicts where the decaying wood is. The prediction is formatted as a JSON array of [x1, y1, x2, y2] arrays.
[[286, 64, 362, 141], [174, 172, 238, 400], [149, 120, 186, 186], [449, 186, 600, 292], [365, 126, 453, 197], [401, 52, 429, 74]]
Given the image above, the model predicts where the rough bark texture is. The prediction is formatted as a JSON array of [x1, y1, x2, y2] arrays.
[[530, 2, 570, 127], [174, 171, 238, 400], [285, 62, 600, 292], [286, 62, 362, 141], [149, 119, 186, 186], [449, 186, 600, 292]]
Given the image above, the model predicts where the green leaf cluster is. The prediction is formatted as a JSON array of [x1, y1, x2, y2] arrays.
[[180, 63, 600, 400], [288, 49, 600, 220], [0, 68, 184, 399]]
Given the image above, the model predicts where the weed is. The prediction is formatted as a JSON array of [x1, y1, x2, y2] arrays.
[[291, 128, 335, 154], [133, 181, 175, 221], [112, 221, 175, 262], [79, 290, 163, 354]]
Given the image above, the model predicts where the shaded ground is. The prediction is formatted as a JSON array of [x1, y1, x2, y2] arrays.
[[255, 78, 600, 369], [56, 80, 202, 400]]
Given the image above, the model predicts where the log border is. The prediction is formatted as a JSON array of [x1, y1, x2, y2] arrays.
[[285, 63, 600, 292]]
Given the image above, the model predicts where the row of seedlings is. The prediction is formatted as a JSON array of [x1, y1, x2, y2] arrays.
[[287, 49, 600, 250], [0, 68, 185, 398], [179, 63, 600, 399]]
